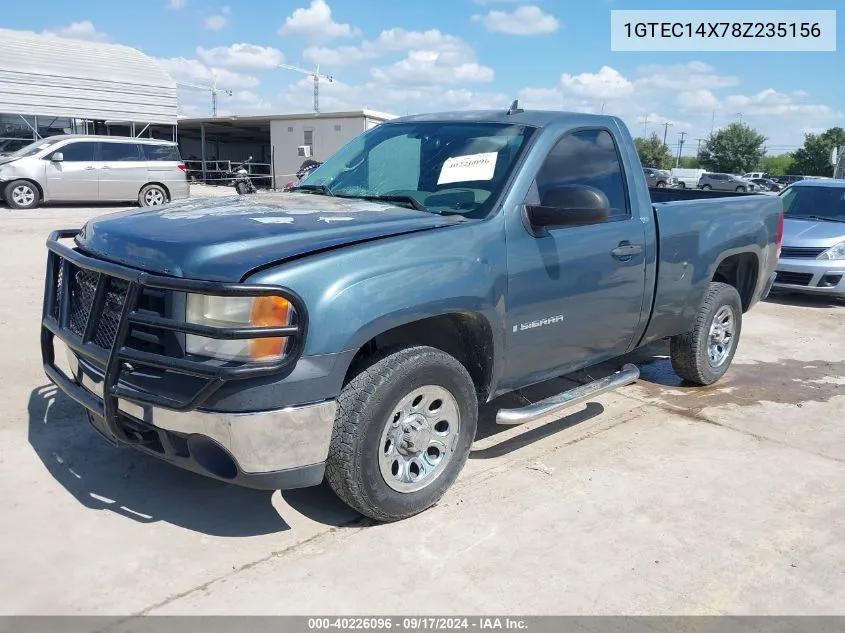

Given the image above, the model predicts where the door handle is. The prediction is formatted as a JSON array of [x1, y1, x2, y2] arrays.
[[611, 242, 643, 261], [85, 166, 96, 170]]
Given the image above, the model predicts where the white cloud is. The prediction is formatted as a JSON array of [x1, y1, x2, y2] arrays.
[[635, 61, 738, 92], [42, 21, 109, 42], [677, 89, 720, 111], [196, 44, 283, 70], [155, 56, 259, 90], [167, 0, 186, 9], [230, 90, 273, 111], [203, 7, 230, 31], [472, 6, 560, 36], [561, 66, 633, 100], [371, 50, 494, 86], [278, 0, 360, 42], [302, 45, 377, 67], [723, 89, 836, 118]]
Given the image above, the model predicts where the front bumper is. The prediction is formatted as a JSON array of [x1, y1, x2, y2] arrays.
[[41, 229, 334, 489], [773, 257, 845, 297]]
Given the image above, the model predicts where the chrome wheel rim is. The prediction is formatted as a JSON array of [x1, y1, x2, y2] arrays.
[[12, 184, 35, 207], [708, 305, 736, 367], [378, 385, 461, 493], [145, 188, 165, 205]]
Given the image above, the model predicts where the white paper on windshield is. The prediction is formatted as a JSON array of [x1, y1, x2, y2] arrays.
[[437, 152, 498, 185]]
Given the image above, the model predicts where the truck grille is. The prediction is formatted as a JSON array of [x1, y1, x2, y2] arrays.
[[780, 246, 826, 259], [54, 262, 164, 353]]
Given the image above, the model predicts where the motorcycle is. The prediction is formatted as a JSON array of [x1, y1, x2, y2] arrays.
[[284, 159, 323, 191], [231, 157, 258, 195]]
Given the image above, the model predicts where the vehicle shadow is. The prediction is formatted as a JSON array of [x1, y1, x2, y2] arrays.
[[26, 383, 348, 536], [764, 290, 844, 309]]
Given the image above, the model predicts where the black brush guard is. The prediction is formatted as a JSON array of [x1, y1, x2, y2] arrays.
[[41, 229, 308, 445]]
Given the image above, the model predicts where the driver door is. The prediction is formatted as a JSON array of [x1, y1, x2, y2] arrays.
[[44, 141, 99, 202], [501, 127, 648, 388]]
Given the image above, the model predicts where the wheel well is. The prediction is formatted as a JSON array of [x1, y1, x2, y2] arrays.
[[347, 313, 494, 401], [712, 253, 759, 311], [4, 178, 43, 199], [141, 182, 171, 200]]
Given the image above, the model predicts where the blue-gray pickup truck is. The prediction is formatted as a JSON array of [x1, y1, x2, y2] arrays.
[[41, 106, 784, 522]]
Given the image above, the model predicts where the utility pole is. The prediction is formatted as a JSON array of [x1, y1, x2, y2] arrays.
[[696, 137, 706, 157], [710, 110, 716, 137], [676, 131, 687, 168], [641, 114, 649, 137], [662, 121, 673, 147], [736, 112, 744, 125]]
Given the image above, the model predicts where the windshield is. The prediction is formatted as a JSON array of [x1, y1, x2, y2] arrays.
[[5, 138, 61, 159], [297, 120, 536, 218], [780, 185, 845, 222]]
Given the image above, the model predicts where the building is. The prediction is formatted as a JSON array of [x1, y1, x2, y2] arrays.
[[0, 28, 177, 155], [176, 109, 396, 187]]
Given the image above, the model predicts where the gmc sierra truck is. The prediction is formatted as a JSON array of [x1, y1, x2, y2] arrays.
[[41, 105, 784, 522]]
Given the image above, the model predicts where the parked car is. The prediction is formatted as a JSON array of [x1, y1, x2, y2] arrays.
[[776, 174, 806, 186], [698, 172, 757, 192], [670, 167, 705, 189], [742, 172, 774, 181], [0, 135, 189, 210], [643, 167, 676, 188], [750, 178, 782, 192], [40, 107, 782, 522], [772, 179, 845, 297]]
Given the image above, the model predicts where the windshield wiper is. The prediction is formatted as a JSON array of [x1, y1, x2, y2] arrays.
[[790, 215, 844, 223], [336, 193, 429, 213], [291, 183, 333, 196]]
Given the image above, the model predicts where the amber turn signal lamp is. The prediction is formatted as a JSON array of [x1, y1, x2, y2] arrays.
[[249, 296, 291, 359]]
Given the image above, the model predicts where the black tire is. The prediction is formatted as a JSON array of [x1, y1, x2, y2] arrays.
[[736, 186, 747, 192], [678, 182, 686, 189], [139, 184, 168, 207], [235, 181, 249, 195], [656, 181, 667, 188], [701, 184, 712, 190], [670, 282, 743, 386], [4, 179, 41, 210], [326, 345, 478, 522]]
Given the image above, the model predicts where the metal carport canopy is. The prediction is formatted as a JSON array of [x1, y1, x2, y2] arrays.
[[0, 28, 177, 125]]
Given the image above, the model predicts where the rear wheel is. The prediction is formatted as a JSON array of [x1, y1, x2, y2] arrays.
[[656, 181, 667, 188], [139, 184, 168, 207], [670, 282, 743, 386], [736, 186, 747, 192], [4, 180, 40, 210], [677, 182, 686, 189], [701, 184, 712, 191], [326, 345, 478, 522]]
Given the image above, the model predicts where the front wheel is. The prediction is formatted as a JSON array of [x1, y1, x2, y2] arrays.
[[4, 180, 40, 210], [326, 345, 478, 522], [670, 282, 743, 386], [677, 182, 686, 189], [656, 181, 667, 188]]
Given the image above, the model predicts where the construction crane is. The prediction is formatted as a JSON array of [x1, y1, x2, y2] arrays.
[[278, 63, 334, 114], [177, 74, 233, 117]]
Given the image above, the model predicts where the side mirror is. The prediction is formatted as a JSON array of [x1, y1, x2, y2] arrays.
[[525, 185, 610, 232], [51, 152, 64, 162]]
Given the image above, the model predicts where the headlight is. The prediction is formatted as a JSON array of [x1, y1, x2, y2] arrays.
[[185, 294, 294, 362], [818, 241, 845, 261]]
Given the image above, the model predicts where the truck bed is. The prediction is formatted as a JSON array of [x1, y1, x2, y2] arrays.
[[638, 189, 783, 347]]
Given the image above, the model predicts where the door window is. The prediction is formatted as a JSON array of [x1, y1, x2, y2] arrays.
[[57, 142, 97, 162], [140, 144, 180, 161], [534, 129, 630, 219], [99, 142, 141, 161]]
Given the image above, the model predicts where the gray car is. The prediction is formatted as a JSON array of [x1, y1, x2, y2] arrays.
[[773, 179, 845, 297], [643, 167, 676, 188], [698, 172, 757, 192], [0, 135, 189, 210]]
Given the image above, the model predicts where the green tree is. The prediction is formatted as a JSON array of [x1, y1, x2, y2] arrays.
[[678, 156, 700, 169], [759, 153, 794, 176], [698, 123, 767, 173], [790, 127, 845, 176], [634, 132, 672, 169]]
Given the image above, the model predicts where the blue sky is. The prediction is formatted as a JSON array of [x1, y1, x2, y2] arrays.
[[6, 0, 843, 154]]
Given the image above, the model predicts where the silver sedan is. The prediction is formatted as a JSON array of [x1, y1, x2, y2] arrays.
[[773, 180, 845, 298]]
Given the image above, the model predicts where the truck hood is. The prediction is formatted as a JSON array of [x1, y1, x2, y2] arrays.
[[75, 193, 466, 282], [782, 217, 845, 248]]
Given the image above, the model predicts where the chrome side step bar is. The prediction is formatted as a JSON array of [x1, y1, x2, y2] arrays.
[[495, 363, 640, 425]]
